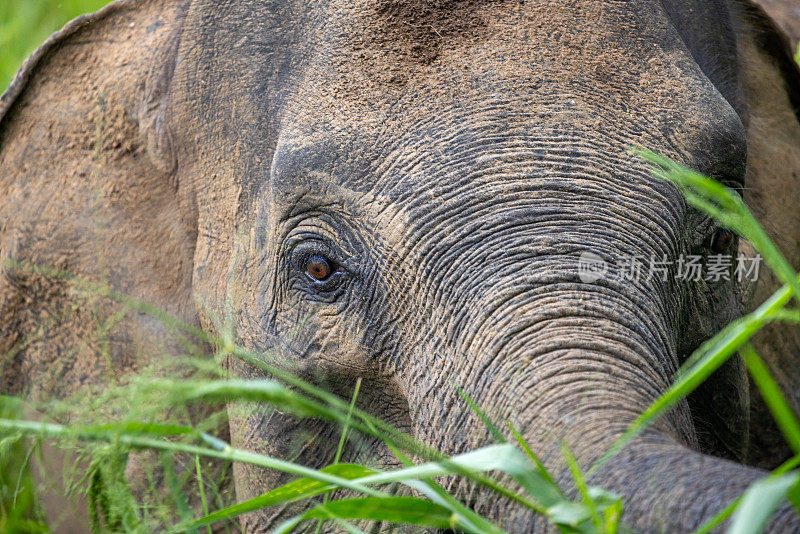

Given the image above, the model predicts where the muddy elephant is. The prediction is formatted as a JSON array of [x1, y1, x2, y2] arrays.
[[2, 0, 800, 532]]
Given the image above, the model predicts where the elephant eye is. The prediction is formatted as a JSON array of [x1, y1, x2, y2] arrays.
[[709, 228, 735, 253], [305, 254, 335, 281]]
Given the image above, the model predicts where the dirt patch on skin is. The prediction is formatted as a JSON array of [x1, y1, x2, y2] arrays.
[[368, 0, 490, 65], [287, 0, 731, 187], [320, 0, 497, 97]]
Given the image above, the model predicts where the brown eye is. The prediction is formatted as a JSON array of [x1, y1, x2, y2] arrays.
[[305, 255, 332, 281], [710, 229, 734, 253]]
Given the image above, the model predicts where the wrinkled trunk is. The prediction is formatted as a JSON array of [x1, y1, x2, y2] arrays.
[[399, 278, 772, 532]]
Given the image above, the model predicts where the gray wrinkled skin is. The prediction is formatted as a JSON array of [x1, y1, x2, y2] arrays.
[[2, 0, 800, 532]]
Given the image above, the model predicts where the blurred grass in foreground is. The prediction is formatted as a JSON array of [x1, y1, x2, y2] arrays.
[[0, 0, 111, 93]]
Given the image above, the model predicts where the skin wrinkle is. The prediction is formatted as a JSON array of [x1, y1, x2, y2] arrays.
[[446, 209, 671, 260], [478, 297, 673, 375], [462, 307, 681, 413], [463, 283, 656, 343], [509, 355, 668, 411], [404, 208, 679, 306], [389, 133, 687, 213], [411, 200, 680, 280], [405, 176, 682, 249], [432, 230, 679, 320]]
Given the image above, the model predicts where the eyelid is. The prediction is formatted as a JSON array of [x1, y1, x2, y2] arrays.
[[285, 237, 354, 276]]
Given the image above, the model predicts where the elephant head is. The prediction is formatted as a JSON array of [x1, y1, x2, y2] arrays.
[[2, 0, 800, 532]]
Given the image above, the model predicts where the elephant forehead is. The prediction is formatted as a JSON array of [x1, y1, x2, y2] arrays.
[[176, 0, 744, 179], [310, 0, 716, 99], [180, 0, 735, 128], [179, 0, 743, 234], [270, 94, 686, 205], [269, 0, 745, 174], [268, 117, 684, 255]]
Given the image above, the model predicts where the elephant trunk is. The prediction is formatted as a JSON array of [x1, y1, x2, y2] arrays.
[[399, 255, 773, 531]]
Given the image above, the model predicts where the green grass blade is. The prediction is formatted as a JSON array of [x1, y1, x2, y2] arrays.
[[634, 148, 800, 301], [82, 421, 197, 436], [401, 478, 508, 534], [589, 487, 623, 534], [546, 501, 592, 531], [765, 309, 800, 324], [173, 464, 377, 532], [0, 418, 389, 499], [788, 479, 800, 515], [317, 378, 362, 534], [692, 454, 800, 534], [562, 444, 601, 531], [274, 511, 369, 534], [741, 344, 800, 454], [334, 378, 361, 465], [728, 472, 799, 534], [455, 385, 506, 443], [302, 497, 456, 529], [376, 426, 510, 534], [194, 455, 212, 534], [161, 453, 195, 531], [331, 518, 368, 534], [559, 445, 624, 533], [272, 514, 305, 534], [692, 498, 741, 534], [505, 423, 564, 508], [352, 443, 522, 486], [592, 277, 795, 476], [177, 379, 346, 422]]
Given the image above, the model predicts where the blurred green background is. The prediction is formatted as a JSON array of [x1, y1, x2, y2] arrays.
[[1, 0, 111, 92]]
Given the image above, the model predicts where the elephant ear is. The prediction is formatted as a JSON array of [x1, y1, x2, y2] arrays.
[[0, 0, 197, 401], [734, 1, 800, 466]]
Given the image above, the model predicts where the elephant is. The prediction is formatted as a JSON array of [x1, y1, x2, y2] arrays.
[[2, 0, 800, 531]]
